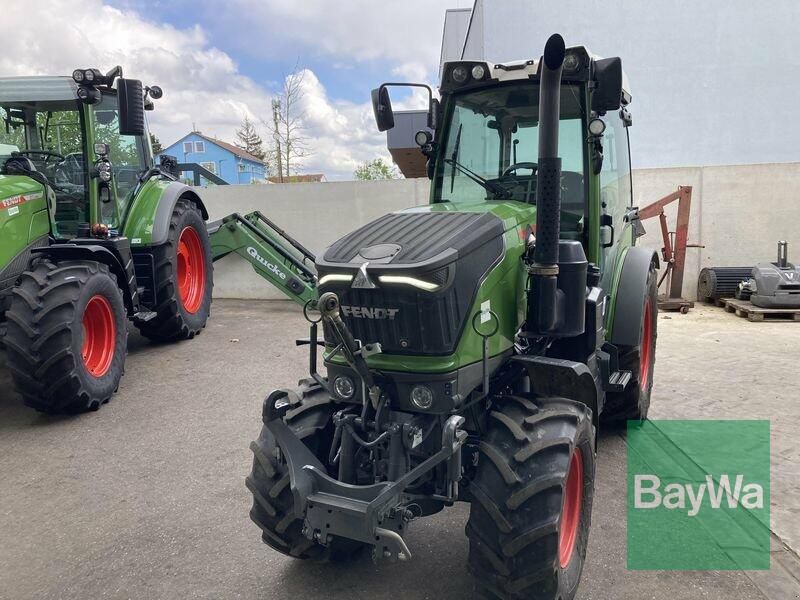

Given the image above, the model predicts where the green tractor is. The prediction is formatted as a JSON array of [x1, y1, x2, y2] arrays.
[[245, 33, 657, 599], [0, 67, 213, 413]]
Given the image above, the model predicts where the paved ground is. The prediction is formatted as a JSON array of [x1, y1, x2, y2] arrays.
[[1, 300, 799, 599]]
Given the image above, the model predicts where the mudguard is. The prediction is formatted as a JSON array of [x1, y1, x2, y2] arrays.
[[32, 241, 141, 315], [609, 246, 659, 348], [123, 180, 209, 247]]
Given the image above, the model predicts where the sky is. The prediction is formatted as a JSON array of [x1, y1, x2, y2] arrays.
[[1, 0, 471, 179]]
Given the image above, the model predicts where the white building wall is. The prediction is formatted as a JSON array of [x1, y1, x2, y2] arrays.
[[453, 0, 800, 171]]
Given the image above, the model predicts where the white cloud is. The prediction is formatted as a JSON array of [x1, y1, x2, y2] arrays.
[[0, 0, 449, 179]]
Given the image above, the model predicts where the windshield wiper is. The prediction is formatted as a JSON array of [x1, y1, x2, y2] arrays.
[[443, 158, 512, 199]]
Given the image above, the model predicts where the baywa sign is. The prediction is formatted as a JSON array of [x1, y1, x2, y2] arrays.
[[627, 420, 770, 570], [634, 473, 765, 517]]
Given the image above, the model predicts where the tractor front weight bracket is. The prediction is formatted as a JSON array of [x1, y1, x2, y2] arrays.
[[264, 390, 467, 561]]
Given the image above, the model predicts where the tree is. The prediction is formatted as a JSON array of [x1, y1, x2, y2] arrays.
[[234, 115, 266, 160], [354, 158, 400, 181], [149, 132, 163, 155], [265, 64, 310, 181]]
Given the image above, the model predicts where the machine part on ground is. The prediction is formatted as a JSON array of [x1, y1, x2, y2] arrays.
[[697, 267, 754, 301], [0, 67, 212, 412], [736, 280, 754, 301], [637, 186, 702, 313], [243, 32, 659, 600], [750, 241, 800, 308]]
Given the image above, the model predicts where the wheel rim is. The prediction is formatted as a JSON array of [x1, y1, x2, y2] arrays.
[[82, 295, 116, 377], [177, 226, 206, 314], [559, 448, 584, 569], [639, 300, 653, 390]]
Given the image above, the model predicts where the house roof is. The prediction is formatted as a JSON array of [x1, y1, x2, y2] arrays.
[[168, 131, 266, 165], [267, 174, 326, 184]]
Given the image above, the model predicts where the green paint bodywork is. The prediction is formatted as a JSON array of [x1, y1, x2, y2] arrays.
[[0, 176, 48, 268], [121, 178, 173, 245]]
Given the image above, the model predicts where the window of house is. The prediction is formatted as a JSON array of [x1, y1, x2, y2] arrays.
[[201, 161, 216, 174], [238, 162, 246, 172], [183, 141, 193, 154], [194, 141, 205, 153]]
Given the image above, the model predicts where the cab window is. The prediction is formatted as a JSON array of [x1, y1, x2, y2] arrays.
[[93, 94, 147, 204]]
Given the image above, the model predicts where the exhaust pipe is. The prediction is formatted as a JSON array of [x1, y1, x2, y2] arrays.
[[526, 34, 567, 334]]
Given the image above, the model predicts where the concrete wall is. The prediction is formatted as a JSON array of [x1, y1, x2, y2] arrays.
[[204, 164, 800, 300], [634, 162, 800, 299], [202, 179, 430, 299]]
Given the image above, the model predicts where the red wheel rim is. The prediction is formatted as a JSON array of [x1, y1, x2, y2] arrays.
[[82, 295, 116, 377], [559, 448, 584, 569], [639, 300, 653, 390], [177, 226, 206, 314]]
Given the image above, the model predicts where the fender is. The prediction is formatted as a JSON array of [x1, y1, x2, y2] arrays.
[[609, 245, 659, 348], [32, 242, 139, 315], [123, 180, 209, 247], [150, 182, 209, 246]]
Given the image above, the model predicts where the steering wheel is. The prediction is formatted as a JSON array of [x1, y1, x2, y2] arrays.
[[14, 150, 66, 165], [502, 162, 537, 177]]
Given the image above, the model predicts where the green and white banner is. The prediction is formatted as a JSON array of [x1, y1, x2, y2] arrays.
[[627, 420, 770, 570]]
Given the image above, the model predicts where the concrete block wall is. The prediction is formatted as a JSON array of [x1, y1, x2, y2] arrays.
[[202, 164, 800, 300]]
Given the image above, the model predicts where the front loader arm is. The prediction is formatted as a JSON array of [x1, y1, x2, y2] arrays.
[[208, 211, 318, 307]]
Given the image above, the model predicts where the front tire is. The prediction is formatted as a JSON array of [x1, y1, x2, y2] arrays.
[[136, 198, 213, 341], [246, 383, 364, 561], [466, 396, 595, 600], [5, 260, 128, 413]]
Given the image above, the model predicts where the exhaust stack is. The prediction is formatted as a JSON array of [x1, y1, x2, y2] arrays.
[[526, 34, 567, 334], [524, 34, 588, 338]]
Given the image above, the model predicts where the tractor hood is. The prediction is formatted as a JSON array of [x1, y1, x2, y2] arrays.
[[315, 200, 534, 356], [0, 175, 48, 289]]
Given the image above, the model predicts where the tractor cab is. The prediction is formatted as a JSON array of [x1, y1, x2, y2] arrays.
[[374, 47, 634, 283], [0, 69, 158, 238]]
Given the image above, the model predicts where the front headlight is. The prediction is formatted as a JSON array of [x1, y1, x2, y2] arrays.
[[333, 376, 355, 399], [378, 275, 440, 291]]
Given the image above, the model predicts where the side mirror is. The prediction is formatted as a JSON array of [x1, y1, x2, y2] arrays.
[[117, 78, 145, 136], [371, 86, 395, 132], [591, 57, 623, 113]]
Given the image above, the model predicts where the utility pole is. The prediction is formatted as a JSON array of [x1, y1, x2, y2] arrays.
[[271, 99, 283, 182]]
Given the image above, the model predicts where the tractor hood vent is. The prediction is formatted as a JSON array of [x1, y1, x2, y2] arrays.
[[320, 211, 503, 271]]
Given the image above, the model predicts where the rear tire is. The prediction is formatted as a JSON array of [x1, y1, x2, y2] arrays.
[[136, 198, 213, 341], [4, 259, 128, 413], [466, 396, 595, 600], [603, 265, 658, 422], [246, 383, 364, 561]]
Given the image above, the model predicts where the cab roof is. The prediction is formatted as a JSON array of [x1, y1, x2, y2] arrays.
[[0, 76, 79, 104]]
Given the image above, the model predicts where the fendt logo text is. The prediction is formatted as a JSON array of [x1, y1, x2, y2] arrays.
[[634, 474, 764, 517], [341, 305, 400, 320], [247, 247, 287, 280]]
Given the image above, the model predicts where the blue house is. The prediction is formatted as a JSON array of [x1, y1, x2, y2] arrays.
[[163, 131, 267, 184]]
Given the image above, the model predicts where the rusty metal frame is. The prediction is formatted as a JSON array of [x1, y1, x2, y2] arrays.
[[638, 185, 700, 301]]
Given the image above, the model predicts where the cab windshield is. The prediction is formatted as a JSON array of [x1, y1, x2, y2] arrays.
[[433, 83, 587, 224]]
